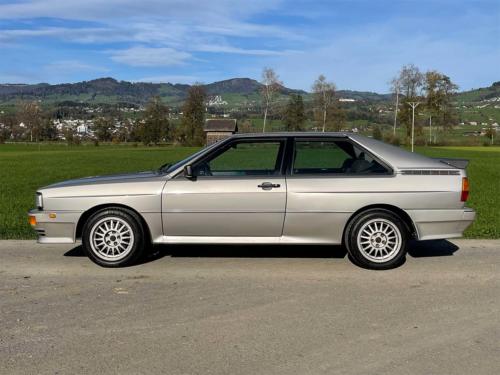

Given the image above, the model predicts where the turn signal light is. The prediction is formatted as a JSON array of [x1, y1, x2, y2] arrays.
[[28, 215, 37, 226], [461, 177, 470, 202]]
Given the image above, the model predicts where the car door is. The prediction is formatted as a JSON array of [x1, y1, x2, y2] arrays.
[[162, 138, 287, 238]]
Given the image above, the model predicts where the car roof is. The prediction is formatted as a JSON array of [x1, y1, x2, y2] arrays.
[[228, 132, 452, 170]]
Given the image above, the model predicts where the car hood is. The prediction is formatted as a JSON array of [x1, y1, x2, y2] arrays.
[[42, 170, 164, 190]]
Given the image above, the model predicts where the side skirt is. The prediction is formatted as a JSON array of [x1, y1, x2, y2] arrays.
[[154, 236, 340, 245]]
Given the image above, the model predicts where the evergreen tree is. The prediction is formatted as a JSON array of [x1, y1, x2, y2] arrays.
[[141, 96, 169, 145], [40, 117, 58, 141], [283, 94, 305, 131], [325, 100, 346, 131], [94, 117, 114, 142], [178, 85, 206, 146], [372, 125, 383, 140]]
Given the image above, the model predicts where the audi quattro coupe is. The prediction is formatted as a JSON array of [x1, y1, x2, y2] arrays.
[[29, 133, 475, 269]]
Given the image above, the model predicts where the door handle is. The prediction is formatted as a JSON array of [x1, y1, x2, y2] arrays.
[[258, 182, 281, 190]]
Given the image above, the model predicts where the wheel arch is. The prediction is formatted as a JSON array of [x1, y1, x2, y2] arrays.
[[342, 204, 418, 245], [75, 203, 152, 244]]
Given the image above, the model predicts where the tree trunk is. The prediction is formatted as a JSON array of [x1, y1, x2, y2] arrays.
[[429, 115, 432, 144], [263, 106, 268, 133], [393, 90, 399, 135], [322, 108, 326, 132]]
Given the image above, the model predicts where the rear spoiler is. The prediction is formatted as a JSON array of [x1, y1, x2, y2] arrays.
[[434, 158, 469, 169]]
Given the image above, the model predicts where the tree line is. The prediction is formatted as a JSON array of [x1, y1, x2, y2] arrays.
[[0, 84, 208, 146], [259, 68, 346, 132], [1, 64, 483, 147], [390, 64, 459, 144]]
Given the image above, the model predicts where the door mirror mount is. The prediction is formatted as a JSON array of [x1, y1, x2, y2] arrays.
[[184, 165, 195, 179]]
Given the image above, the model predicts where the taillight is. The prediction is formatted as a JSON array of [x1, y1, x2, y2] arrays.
[[461, 177, 469, 202]]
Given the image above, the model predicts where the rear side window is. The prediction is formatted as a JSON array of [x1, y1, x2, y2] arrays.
[[293, 139, 389, 175]]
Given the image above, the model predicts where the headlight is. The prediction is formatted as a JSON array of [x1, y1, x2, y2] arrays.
[[35, 193, 43, 210]]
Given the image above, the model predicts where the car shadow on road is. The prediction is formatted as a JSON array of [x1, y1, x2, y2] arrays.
[[407, 239, 459, 257], [64, 239, 460, 265], [138, 244, 348, 265]]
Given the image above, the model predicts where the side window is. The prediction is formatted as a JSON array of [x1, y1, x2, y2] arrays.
[[293, 140, 388, 175], [195, 141, 283, 177]]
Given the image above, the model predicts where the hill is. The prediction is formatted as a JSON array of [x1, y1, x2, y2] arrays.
[[0, 77, 385, 107], [454, 81, 500, 103], [2, 77, 497, 108]]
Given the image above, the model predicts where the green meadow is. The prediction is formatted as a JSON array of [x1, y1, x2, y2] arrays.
[[0, 143, 498, 239]]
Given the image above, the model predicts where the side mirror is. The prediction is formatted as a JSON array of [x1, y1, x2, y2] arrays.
[[184, 165, 194, 179]]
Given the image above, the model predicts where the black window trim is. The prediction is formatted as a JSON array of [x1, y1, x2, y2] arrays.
[[287, 136, 394, 177], [175, 137, 289, 179]]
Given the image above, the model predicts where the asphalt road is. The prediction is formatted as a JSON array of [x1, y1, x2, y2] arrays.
[[1, 239, 499, 375]]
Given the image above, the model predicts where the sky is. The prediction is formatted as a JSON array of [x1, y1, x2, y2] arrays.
[[0, 0, 499, 92]]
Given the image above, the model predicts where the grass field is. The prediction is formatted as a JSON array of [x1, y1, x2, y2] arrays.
[[0, 143, 499, 239]]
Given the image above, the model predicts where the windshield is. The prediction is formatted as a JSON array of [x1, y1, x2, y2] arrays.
[[158, 142, 221, 174]]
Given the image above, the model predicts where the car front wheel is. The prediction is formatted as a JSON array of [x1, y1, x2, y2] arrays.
[[82, 208, 145, 267], [345, 209, 408, 270]]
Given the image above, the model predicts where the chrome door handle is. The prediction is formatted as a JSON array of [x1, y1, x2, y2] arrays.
[[258, 182, 280, 190]]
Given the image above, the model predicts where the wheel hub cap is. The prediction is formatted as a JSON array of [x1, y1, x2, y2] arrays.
[[89, 217, 134, 261], [357, 218, 402, 263]]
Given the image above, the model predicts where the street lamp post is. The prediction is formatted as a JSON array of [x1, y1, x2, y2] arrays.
[[393, 84, 399, 136], [407, 101, 420, 152]]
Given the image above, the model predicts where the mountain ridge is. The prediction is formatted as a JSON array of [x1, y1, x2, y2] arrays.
[[0, 77, 388, 105], [0, 77, 497, 106]]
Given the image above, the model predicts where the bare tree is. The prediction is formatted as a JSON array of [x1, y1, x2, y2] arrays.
[[312, 75, 336, 132], [17, 100, 42, 142], [395, 64, 424, 138], [260, 68, 282, 132]]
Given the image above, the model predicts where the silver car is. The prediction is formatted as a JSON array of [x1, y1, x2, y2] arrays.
[[28, 133, 475, 269]]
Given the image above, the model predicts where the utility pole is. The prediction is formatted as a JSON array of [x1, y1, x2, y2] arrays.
[[393, 83, 399, 136], [407, 102, 420, 152]]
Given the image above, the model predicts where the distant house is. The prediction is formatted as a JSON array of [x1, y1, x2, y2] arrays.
[[204, 119, 238, 145]]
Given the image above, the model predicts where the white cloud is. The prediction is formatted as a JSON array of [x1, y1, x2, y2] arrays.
[[193, 44, 293, 56], [0, 0, 282, 22], [44, 60, 109, 73], [109, 46, 191, 67]]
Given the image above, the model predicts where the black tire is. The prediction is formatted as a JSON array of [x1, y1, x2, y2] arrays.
[[82, 208, 146, 267], [344, 209, 408, 270]]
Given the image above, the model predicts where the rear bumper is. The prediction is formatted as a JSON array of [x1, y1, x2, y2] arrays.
[[28, 209, 81, 244], [406, 208, 476, 241]]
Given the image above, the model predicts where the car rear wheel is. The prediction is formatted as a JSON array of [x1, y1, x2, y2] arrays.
[[82, 208, 145, 267], [345, 209, 408, 270]]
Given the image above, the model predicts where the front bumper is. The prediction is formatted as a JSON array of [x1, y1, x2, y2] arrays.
[[406, 207, 476, 241], [28, 209, 82, 244]]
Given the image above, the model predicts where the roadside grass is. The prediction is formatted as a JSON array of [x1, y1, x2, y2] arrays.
[[0, 143, 498, 239], [0, 144, 197, 239]]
